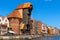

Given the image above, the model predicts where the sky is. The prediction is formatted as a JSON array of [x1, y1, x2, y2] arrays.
[[0, 0, 60, 28]]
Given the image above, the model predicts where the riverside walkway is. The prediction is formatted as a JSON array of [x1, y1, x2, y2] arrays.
[[0, 35, 41, 39]]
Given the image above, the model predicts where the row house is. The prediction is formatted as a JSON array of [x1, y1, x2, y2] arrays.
[[47, 26, 53, 35], [30, 20, 48, 35], [52, 27, 59, 35], [7, 2, 33, 34], [30, 20, 42, 35], [41, 23, 48, 35], [0, 16, 9, 35], [58, 29, 60, 34], [37, 21, 42, 34], [30, 19, 36, 34]]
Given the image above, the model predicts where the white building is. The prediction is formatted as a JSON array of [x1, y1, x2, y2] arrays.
[[41, 23, 48, 34], [0, 16, 9, 35]]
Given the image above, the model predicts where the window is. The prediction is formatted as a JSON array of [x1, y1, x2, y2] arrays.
[[2, 27, 6, 29], [24, 9, 29, 14], [0, 19, 1, 22], [5, 20, 7, 22]]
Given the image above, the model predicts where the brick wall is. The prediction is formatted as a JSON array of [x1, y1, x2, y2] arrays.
[[9, 18, 20, 34], [38, 21, 42, 34], [30, 20, 36, 34]]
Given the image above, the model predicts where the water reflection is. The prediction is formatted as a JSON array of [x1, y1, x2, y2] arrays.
[[26, 36, 60, 40]]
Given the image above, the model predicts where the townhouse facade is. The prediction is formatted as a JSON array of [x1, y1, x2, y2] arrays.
[[41, 23, 48, 34], [0, 16, 9, 35], [52, 27, 59, 35], [37, 21, 42, 34], [30, 19, 36, 34], [47, 26, 53, 35]]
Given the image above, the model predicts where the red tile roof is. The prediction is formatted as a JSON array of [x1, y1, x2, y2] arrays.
[[7, 10, 23, 18]]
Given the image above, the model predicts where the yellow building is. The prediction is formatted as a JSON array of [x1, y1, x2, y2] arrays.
[[48, 26, 53, 35]]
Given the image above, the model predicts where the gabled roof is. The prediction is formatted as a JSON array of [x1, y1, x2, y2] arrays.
[[16, 2, 32, 9], [7, 10, 22, 18]]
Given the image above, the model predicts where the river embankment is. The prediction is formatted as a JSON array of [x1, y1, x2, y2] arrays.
[[0, 34, 60, 40]]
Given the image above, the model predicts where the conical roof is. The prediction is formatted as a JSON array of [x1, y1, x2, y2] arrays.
[[7, 10, 23, 18]]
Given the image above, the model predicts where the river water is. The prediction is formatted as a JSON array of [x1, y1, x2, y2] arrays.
[[25, 35, 60, 40]]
